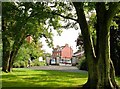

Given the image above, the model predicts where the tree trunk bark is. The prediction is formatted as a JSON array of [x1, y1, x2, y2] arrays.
[[83, 57, 98, 88], [8, 36, 25, 72], [2, 18, 10, 72], [2, 37, 10, 72], [95, 2, 118, 89], [8, 50, 17, 72]]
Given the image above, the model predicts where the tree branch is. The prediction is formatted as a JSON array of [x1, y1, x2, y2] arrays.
[[52, 12, 78, 22], [73, 2, 96, 58]]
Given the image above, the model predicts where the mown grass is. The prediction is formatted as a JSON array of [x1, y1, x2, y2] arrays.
[[1, 68, 87, 88], [1, 68, 120, 89]]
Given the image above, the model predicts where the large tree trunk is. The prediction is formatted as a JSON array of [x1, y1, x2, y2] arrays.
[[2, 37, 10, 72], [96, 3, 118, 88], [96, 2, 111, 88], [8, 50, 18, 72], [73, 2, 119, 89], [73, 2, 99, 88], [8, 35, 25, 72], [83, 57, 98, 88], [2, 19, 10, 72]]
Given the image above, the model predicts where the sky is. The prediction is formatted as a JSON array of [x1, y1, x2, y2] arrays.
[[41, 28, 80, 54]]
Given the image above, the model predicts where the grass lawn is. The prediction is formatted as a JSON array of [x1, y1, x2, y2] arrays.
[[1, 68, 120, 89], [1, 68, 87, 88]]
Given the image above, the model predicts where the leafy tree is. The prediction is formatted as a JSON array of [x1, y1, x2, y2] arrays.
[[13, 40, 44, 67], [2, 2, 63, 72], [72, 2, 120, 88], [77, 4, 120, 77], [53, 1, 120, 88], [29, 2, 120, 88]]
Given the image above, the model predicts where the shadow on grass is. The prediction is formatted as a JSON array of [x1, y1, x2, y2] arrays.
[[32, 70, 88, 78], [2, 69, 87, 88]]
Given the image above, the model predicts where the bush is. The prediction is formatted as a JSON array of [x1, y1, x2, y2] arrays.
[[13, 59, 46, 68], [32, 59, 45, 66], [79, 59, 88, 71], [24, 60, 28, 67], [13, 60, 27, 68], [13, 62, 20, 68], [77, 56, 88, 71], [20, 61, 26, 68]]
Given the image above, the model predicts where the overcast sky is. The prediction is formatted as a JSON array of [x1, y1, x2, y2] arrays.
[[41, 28, 80, 54]]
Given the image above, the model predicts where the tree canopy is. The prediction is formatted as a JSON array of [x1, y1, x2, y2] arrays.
[[2, 2, 68, 72]]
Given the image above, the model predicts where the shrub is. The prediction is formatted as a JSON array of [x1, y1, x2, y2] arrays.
[[13, 59, 46, 68], [13, 60, 27, 68], [77, 56, 88, 71], [24, 60, 28, 67], [32, 59, 45, 66], [20, 61, 26, 68], [32, 59, 40, 66], [79, 59, 88, 71], [13, 62, 20, 68]]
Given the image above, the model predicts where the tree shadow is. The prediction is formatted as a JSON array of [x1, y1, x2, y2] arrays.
[[2, 69, 87, 88]]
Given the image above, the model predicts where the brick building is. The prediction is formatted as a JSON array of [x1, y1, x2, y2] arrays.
[[51, 44, 73, 65]]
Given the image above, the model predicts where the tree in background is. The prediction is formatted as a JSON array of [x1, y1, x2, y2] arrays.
[[110, 14, 120, 76], [13, 40, 44, 68]]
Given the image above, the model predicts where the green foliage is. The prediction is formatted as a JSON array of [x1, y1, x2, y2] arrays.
[[19, 61, 27, 68], [13, 60, 28, 68], [79, 59, 88, 71], [2, 2, 70, 71], [32, 59, 45, 66], [13, 62, 20, 68], [13, 39, 44, 68], [15, 45, 29, 61], [13, 59, 45, 68], [32, 59, 40, 66], [84, 3, 96, 12], [77, 56, 88, 71]]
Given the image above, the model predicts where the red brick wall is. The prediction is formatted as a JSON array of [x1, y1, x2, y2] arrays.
[[52, 44, 73, 59], [61, 45, 73, 59]]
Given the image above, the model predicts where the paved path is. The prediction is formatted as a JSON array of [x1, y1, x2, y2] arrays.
[[29, 65, 87, 73]]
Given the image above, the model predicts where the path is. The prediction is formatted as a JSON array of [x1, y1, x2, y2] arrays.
[[29, 65, 87, 73]]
